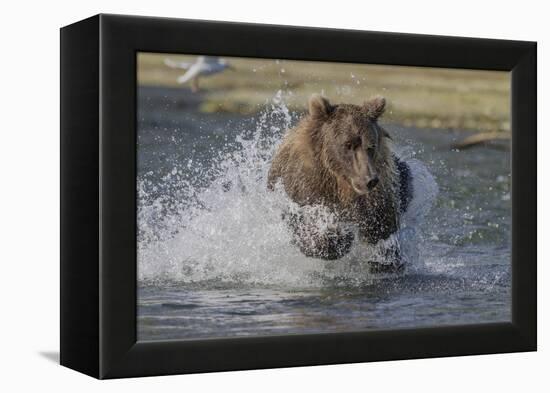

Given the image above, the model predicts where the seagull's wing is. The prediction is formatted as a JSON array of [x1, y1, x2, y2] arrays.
[[164, 58, 192, 69], [177, 64, 202, 84]]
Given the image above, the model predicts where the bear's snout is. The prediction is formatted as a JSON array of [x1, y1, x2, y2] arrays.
[[351, 174, 379, 194], [367, 176, 379, 190]]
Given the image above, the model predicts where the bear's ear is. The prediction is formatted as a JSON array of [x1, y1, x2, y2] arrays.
[[364, 96, 386, 121], [308, 95, 333, 119]]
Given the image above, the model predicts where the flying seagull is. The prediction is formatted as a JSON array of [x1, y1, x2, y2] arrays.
[[164, 56, 233, 92]]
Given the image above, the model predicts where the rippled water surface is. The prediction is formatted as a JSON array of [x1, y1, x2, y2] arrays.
[[137, 87, 511, 341]]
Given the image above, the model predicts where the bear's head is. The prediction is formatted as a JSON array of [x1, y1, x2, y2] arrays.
[[308, 95, 393, 196]]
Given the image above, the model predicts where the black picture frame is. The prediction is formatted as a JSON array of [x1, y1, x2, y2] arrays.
[[60, 14, 537, 379]]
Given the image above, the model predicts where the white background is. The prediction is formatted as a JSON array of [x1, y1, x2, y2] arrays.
[[0, 0, 546, 391]]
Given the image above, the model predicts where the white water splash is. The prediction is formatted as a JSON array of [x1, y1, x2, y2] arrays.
[[137, 94, 438, 287]]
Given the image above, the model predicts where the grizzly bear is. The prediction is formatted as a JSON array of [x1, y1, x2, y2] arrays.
[[267, 95, 412, 270]]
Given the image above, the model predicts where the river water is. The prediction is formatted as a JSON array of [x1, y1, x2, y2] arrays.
[[136, 87, 511, 341]]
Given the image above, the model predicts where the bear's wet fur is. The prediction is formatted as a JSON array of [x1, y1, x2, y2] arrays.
[[268, 95, 412, 265]]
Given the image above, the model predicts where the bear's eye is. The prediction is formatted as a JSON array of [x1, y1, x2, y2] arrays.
[[345, 142, 353, 150], [366, 145, 376, 154]]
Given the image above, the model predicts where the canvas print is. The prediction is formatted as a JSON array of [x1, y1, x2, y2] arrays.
[[137, 53, 511, 341]]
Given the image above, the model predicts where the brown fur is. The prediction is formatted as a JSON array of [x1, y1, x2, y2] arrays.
[[268, 95, 402, 258]]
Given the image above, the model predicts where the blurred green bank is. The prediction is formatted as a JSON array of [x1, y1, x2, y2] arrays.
[[137, 53, 510, 133]]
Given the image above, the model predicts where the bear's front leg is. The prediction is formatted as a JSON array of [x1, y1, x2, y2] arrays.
[[366, 243, 405, 273], [362, 233, 405, 274], [296, 227, 354, 260], [285, 211, 354, 260]]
